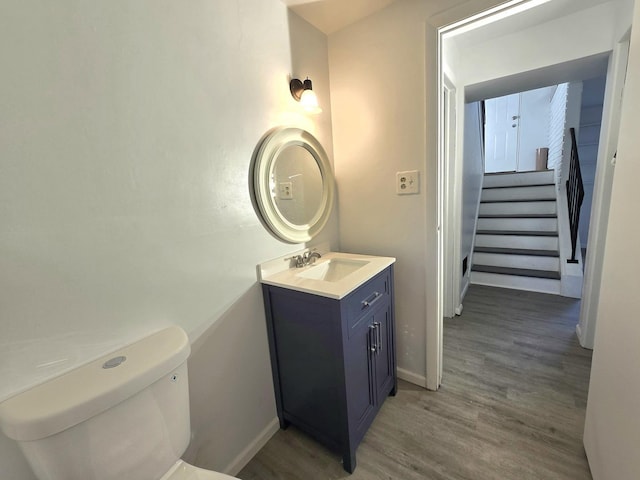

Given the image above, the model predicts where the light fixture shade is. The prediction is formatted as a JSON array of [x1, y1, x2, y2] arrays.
[[300, 89, 322, 114], [290, 77, 322, 114]]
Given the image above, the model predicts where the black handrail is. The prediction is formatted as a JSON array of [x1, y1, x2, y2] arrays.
[[566, 127, 584, 264]]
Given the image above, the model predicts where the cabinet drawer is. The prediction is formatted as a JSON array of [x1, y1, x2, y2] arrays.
[[345, 268, 390, 333]]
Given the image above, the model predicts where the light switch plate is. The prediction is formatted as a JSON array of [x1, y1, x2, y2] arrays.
[[396, 170, 419, 194]]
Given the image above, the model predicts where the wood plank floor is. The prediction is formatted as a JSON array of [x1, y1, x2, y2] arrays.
[[239, 285, 593, 480]]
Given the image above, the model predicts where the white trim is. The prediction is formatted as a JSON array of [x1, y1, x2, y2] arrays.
[[224, 417, 280, 476], [460, 278, 470, 303], [466, 100, 485, 311], [578, 35, 631, 349], [576, 323, 584, 344], [397, 367, 427, 388], [431, 25, 447, 392], [442, 76, 458, 320], [440, 0, 552, 37]]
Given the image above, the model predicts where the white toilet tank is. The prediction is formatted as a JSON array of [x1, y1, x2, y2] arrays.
[[0, 326, 192, 480]]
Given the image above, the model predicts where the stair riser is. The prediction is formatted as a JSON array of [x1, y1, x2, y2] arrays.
[[483, 170, 555, 188], [470, 271, 561, 295], [481, 185, 556, 202], [477, 217, 557, 231], [475, 234, 559, 251], [479, 201, 557, 216], [473, 253, 560, 271]]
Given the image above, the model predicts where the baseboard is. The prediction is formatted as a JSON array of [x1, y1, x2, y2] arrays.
[[575, 323, 583, 342], [397, 367, 427, 388], [224, 417, 280, 476], [575, 323, 594, 350], [223, 370, 427, 475]]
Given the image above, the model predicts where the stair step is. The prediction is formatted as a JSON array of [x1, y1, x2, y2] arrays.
[[475, 234, 559, 251], [483, 169, 555, 188], [481, 185, 556, 202], [474, 247, 560, 257], [473, 252, 560, 271], [482, 182, 554, 190], [476, 230, 558, 237], [478, 213, 557, 218], [479, 201, 557, 216], [481, 198, 557, 204], [470, 271, 561, 295], [477, 217, 557, 231], [471, 264, 561, 280]]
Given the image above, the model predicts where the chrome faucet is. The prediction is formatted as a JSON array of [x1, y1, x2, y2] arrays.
[[303, 249, 322, 265], [287, 249, 322, 268]]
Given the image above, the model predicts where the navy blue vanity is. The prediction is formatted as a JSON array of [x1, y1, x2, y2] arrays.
[[261, 261, 396, 473]]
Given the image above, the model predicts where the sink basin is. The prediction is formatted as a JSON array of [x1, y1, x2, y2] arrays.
[[296, 259, 369, 282], [259, 250, 395, 299]]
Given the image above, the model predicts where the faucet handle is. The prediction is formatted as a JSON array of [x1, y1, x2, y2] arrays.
[[305, 248, 318, 257], [284, 254, 305, 268]]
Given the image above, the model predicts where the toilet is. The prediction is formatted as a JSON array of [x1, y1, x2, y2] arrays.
[[0, 326, 239, 480]]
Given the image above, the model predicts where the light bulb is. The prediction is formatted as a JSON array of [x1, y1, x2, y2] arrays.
[[300, 89, 322, 114]]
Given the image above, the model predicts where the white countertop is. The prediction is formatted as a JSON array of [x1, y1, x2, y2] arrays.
[[259, 251, 395, 299]]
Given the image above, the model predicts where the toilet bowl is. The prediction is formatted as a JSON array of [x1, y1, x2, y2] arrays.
[[0, 327, 242, 480]]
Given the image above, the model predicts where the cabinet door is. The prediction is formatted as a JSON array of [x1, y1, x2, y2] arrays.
[[344, 315, 376, 433], [372, 304, 394, 402]]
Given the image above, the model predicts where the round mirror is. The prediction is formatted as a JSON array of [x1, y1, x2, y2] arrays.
[[251, 127, 335, 243]]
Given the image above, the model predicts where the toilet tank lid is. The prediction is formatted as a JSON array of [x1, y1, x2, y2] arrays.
[[0, 326, 191, 442]]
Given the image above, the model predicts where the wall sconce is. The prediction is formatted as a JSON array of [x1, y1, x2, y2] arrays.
[[290, 77, 322, 114]]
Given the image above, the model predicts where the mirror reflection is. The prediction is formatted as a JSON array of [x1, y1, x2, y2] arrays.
[[271, 145, 323, 226], [251, 127, 335, 244]]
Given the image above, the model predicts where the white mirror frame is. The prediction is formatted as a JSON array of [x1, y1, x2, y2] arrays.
[[252, 127, 335, 244]]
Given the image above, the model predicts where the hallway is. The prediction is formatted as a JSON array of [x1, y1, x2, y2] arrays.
[[239, 285, 593, 479]]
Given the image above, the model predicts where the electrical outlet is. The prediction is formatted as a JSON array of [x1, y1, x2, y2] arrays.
[[396, 170, 419, 195], [278, 182, 293, 200]]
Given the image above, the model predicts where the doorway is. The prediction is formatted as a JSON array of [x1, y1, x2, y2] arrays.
[[434, 0, 630, 388]]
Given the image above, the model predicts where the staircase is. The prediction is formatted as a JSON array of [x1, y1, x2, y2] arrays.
[[471, 170, 562, 295]]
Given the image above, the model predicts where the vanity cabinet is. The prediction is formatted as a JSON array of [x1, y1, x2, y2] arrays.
[[261, 265, 396, 473]]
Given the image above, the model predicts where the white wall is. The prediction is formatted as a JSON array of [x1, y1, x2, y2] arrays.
[[583, 1, 640, 477], [456, 2, 619, 88], [547, 82, 583, 189], [578, 76, 607, 247], [329, 1, 432, 384], [460, 102, 484, 297], [559, 82, 586, 295], [548, 83, 569, 179], [0, 2, 337, 478]]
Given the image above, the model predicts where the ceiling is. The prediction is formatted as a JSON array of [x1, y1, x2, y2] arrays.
[[281, 0, 399, 34], [283, 0, 620, 36]]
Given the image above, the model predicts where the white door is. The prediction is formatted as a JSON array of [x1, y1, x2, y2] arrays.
[[485, 94, 521, 173]]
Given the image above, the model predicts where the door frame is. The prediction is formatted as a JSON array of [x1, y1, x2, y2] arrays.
[[577, 33, 631, 348], [434, 0, 628, 392], [433, 0, 562, 390], [442, 75, 459, 321]]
